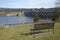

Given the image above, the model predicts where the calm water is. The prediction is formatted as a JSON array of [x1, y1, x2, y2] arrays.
[[0, 16, 33, 24]]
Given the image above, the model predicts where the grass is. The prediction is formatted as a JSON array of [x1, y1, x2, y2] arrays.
[[0, 23, 60, 40]]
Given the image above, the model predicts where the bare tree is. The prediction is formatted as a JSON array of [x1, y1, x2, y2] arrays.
[[55, 0, 60, 15], [52, 0, 60, 21], [55, 0, 60, 8]]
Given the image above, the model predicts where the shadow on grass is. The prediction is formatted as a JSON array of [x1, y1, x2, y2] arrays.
[[0, 27, 5, 30], [20, 31, 45, 36], [56, 21, 60, 23]]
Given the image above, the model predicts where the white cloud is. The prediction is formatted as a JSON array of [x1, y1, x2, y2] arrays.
[[0, 0, 55, 8]]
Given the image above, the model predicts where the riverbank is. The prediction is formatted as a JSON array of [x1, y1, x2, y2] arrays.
[[0, 19, 53, 28]]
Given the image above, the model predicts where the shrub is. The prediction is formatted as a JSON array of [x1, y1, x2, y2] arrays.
[[52, 8, 60, 21], [34, 16, 39, 22]]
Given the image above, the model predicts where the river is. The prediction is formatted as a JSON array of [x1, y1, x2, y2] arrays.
[[0, 16, 33, 24]]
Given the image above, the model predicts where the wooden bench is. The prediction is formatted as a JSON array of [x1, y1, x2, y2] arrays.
[[31, 22, 55, 34]]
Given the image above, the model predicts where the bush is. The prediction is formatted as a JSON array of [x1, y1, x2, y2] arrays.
[[52, 9, 60, 21], [34, 16, 39, 22]]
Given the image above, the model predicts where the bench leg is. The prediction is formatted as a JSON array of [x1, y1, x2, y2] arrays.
[[31, 30, 35, 38], [48, 29, 50, 33], [33, 31, 35, 38], [53, 28, 54, 34], [33, 34, 35, 38]]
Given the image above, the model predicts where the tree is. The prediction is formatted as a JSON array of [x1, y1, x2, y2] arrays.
[[52, 0, 60, 21], [52, 8, 60, 21], [33, 15, 39, 22], [56, 0, 60, 8]]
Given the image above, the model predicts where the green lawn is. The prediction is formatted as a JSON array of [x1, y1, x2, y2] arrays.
[[0, 23, 60, 40]]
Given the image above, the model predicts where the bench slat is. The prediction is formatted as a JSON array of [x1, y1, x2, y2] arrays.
[[31, 23, 55, 30]]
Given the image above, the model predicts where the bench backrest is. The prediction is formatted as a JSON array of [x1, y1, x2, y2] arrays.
[[34, 23, 55, 30]]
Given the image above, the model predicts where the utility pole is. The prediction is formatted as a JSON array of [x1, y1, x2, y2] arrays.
[[19, 11, 24, 24], [5, 11, 8, 29]]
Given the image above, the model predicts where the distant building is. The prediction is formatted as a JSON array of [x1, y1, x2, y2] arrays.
[[24, 8, 55, 19], [0, 8, 56, 19]]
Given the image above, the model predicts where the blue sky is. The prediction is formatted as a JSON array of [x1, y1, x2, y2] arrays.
[[0, 0, 55, 8]]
